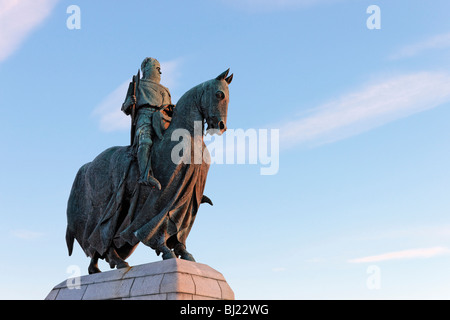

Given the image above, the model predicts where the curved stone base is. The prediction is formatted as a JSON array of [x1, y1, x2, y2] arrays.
[[45, 259, 234, 300]]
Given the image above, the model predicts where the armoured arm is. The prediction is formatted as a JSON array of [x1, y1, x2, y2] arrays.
[[121, 81, 137, 115], [122, 95, 136, 115]]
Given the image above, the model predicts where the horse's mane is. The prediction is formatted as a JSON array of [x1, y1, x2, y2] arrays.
[[174, 81, 207, 111]]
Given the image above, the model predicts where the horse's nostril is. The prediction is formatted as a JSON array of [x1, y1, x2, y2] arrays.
[[219, 121, 226, 131]]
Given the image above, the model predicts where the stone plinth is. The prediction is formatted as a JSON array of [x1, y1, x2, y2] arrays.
[[45, 259, 234, 300]]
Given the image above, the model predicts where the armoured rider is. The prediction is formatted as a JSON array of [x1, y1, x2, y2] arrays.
[[121, 57, 172, 190]]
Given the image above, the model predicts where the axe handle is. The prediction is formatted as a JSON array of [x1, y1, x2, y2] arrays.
[[129, 70, 140, 146], [130, 75, 137, 145]]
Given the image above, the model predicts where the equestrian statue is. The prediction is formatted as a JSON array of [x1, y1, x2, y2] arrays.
[[65, 57, 233, 274]]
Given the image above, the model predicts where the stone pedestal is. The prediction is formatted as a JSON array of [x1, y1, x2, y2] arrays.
[[45, 259, 234, 300]]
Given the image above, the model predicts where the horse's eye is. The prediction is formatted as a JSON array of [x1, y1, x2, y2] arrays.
[[216, 91, 225, 100]]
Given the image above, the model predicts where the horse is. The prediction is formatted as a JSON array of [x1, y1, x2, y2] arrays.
[[66, 69, 233, 274]]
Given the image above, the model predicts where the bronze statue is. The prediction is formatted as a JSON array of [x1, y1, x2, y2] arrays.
[[66, 60, 233, 274]]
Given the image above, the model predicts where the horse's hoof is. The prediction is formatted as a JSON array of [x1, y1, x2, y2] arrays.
[[116, 261, 130, 269], [157, 245, 176, 260], [88, 266, 101, 274], [162, 250, 177, 260], [180, 253, 196, 262], [174, 244, 196, 262], [109, 260, 129, 269]]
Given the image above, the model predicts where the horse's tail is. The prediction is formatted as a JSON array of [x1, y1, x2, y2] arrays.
[[66, 163, 89, 257], [66, 226, 75, 256]]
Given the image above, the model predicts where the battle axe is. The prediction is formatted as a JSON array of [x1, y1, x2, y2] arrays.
[[127, 70, 140, 145]]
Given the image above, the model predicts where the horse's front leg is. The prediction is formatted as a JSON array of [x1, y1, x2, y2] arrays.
[[88, 253, 101, 274]]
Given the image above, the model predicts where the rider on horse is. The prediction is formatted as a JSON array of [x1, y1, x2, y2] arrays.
[[121, 57, 173, 190]]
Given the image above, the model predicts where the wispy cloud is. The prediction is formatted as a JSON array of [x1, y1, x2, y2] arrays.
[[389, 31, 450, 60], [92, 80, 131, 132], [272, 267, 287, 272], [10, 229, 45, 240], [0, 0, 59, 63], [279, 72, 450, 148], [348, 247, 450, 263], [92, 59, 182, 132]]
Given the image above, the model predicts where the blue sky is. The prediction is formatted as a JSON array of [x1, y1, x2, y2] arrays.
[[1, 0, 450, 299]]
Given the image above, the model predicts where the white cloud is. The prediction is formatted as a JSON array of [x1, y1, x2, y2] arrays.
[[92, 59, 182, 132], [348, 247, 450, 263], [0, 0, 59, 63], [160, 59, 182, 90], [279, 72, 450, 148], [389, 31, 450, 60], [92, 80, 131, 132]]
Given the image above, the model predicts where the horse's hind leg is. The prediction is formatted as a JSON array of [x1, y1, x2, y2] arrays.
[[88, 253, 101, 274], [106, 247, 130, 270], [173, 243, 196, 262]]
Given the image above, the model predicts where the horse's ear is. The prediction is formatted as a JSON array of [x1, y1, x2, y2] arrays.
[[225, 73, 233, 84], [216, 68, 230, 80]]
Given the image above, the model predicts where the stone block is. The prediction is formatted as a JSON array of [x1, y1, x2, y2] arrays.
[[130, 274, 163, 297], [56, 285, 88, 300], [160, 272, 195, 294], [218, 280, 235, 300], [82, 279, 134, 300], [45, 259, 234, 300], [192, 275, 222, 299]]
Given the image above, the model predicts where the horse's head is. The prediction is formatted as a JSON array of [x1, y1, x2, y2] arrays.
[[200, 69, 233, 136]]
